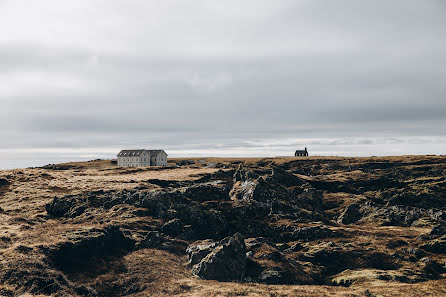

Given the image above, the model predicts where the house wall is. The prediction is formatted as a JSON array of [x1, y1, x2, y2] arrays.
[[151, 151, 168, 166], [117, 151, 151, 167]]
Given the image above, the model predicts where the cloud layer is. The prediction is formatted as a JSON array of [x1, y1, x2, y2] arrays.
[[1, 0, 445, 167]]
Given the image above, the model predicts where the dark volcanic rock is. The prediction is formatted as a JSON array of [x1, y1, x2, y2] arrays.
[[161, 218, 184, 236], [337, 203, 362, 225], [187, 233, 246, 281], [182, 182, 229, 202], [299, 241, 399, 278], [177, 160, 195, 166], [295, 187, 324, 212], [40, 164, 80, 170], [343, 201, 445, 227], [290, 224, 337, 241], [135, 231, 165, 249], [270, 167, 305, 187], [0, 178, 10, 186], [186, 240, 218, 266], [34, 158, 446, 292], [259, 269, 283, 284], [46, 196, 76, 217], [430, 224, 446, 236], [44, 225, 135, 275], [245, 238, 314, 285], [420, 236, 446, 254], [420, 257, 446, 279]]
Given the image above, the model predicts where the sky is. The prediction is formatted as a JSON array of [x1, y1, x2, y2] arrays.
[[1, 0, 446, 168]]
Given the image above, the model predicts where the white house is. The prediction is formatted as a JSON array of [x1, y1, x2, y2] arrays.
[[148, 150, 168, 166], [117, 149, 168, 167]]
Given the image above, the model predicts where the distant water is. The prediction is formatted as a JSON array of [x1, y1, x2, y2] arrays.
[[0, 157, 96, 170], [0, 151, 115, 170], [0, 140, 444, 170]]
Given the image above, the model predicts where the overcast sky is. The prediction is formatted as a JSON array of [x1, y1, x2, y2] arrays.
[[1, 0, 446, 167]]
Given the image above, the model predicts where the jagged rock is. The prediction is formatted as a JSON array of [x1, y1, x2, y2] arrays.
[[182, 182, 229, 201], [229, 167, 323, 222], [258, 269, 282, 284], [230, 166, 291, 204], [419, 257, 446, 279], [161, 218, 183, 236], [405, 247, 426, 261], [270, 167, 305, 187], [158, 238, 189, 255], [186, 240, 218, 266], [420, 235, 446, 254], [43, 225, 135, 274], [35, 160, 446, 291], [296, 187, 324, 211], [40, 164, 80, 170], [46, 196, 76, 217], [229, 179, 258, 202], [139, 190, 186, 218], [299, 242, 399, 276], [187, 233, 246, 281], [269, 198, 320, 221], [233, 165, 260, 183], [245, 237, 314, 284], [338, 203, 362, 225], [430, 224, 446, 236], [286, 242, 303, 252], [186, 205, 228, 240], [245, 237, 275, 250], [136, 231, 165, 249], [386, 239, 408, 249], [177, 160, 195, 166], [357, 203, 444, 227]]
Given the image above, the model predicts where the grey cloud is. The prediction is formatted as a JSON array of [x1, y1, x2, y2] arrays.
[[0, 0, 445, 161]]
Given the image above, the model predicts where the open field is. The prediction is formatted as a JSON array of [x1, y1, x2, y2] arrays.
[[0, 156, 445, 296]]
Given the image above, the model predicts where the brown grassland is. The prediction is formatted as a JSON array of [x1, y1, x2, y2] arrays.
[[0, 155, 445, 296]]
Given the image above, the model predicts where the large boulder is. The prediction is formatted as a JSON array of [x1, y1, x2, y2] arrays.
[[270, 167, 305, 187], [46, 196, 76, 217], [186, 240, 218, 266], [244, 237, 314, 285], [187, 233, 246, 282], [337, 203, 362, 225]]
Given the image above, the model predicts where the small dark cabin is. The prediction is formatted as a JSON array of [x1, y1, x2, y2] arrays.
[[295, 147, 309, 157]]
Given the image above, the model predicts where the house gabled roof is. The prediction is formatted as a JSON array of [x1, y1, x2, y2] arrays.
[[148, 150, 167, 156], [117, 149, 148, 157]]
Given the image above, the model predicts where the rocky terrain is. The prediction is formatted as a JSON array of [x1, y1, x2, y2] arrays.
[[0, 156, 445, 296]]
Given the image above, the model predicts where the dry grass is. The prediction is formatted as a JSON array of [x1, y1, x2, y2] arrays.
[[1, 156, 446, 296]]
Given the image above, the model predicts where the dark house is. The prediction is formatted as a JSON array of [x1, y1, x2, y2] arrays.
[[295, 147, 309, 157]]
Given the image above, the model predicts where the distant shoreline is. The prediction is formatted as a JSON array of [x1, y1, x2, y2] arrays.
[[0, 154, 443, 171]]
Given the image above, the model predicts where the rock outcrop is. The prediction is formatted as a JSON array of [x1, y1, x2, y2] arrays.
[[187, 233, 246, 281], [3, 156, 443, 295]]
